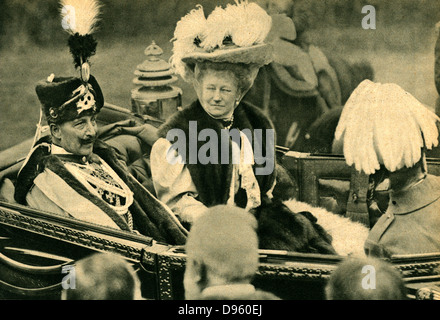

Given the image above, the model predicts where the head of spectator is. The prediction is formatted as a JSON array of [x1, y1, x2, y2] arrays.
[[183, 205, 279, 300], [326, 257, 407, 300], [61, 252, 142, 300]]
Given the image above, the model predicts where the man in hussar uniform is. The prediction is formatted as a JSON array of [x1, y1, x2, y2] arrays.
[[334, 80, 440, 258], [14, 0, 186, 245]]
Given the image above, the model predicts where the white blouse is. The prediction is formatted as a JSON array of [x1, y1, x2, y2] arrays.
[[150, 131, 270, 224]]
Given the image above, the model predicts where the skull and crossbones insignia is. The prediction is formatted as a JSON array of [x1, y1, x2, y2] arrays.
[[76, 90, 96, 114]]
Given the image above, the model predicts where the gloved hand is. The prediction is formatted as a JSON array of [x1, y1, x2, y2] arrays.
[[98, 119, 159, 146]]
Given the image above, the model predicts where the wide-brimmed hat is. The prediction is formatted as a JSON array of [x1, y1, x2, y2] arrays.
[[334, 80, 440, 174], [181, 43, 273, 73], [170, 1, 274, 81]]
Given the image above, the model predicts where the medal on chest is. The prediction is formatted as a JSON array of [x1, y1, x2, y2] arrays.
[[64, 159, 134, 215]]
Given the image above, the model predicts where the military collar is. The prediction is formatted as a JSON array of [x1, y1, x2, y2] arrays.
[[51, 144, 71, 155], [388, 174, 440, 215], [51, 144, 100, 165]]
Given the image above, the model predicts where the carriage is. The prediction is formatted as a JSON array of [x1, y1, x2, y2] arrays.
[[0, 102, 439, 300]]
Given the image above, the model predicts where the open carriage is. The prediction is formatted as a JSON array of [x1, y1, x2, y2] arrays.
[[0, 102, 439, 300]]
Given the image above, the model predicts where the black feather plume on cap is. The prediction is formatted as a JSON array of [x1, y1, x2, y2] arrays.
[[68, 33, 97, 69], [60, 0, 101, 69]]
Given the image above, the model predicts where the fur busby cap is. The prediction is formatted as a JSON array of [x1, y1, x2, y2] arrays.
[[36, 75, 104, 124], [334, 80, 440, 174], [185, 205, 259, 281], [33, 0, 104, 125], [170, 0, 273, 81]]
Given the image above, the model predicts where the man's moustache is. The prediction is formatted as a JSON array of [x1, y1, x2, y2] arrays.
[[80, 137, 96, 144]]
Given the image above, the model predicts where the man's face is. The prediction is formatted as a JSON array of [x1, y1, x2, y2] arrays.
[[52, 114, 98, 156]]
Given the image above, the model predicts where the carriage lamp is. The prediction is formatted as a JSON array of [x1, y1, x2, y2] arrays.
[[131, 41, 182, 122]]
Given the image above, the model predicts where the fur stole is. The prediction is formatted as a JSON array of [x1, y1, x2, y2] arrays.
[[157, 100, 276, 207], [283, 199, 369, 257], [156, 101, 338, 254], [15, 137, 187, 245], [256, 199, 337, 254]]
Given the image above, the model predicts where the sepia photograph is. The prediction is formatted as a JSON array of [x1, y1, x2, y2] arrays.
[[0, 0, 439, 304]]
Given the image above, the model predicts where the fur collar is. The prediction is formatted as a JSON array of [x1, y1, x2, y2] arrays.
[[14, 137, 188, 244], [157, 100, 276, 207]]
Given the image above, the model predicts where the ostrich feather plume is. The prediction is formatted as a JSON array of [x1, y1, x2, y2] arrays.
[[202, 6, 234, 51], [226, 0, 272, 47], [170, 0, 272, 80], [335, 80, 440, 174], [170, 5, 207, 80], [60, 0, 101, 69], [60, 0, 101, 35]]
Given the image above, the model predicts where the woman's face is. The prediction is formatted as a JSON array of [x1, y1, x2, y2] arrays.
[[195, 69, 241, 120]]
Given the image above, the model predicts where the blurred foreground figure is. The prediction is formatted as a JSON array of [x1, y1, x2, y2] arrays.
[[334, 80, 440, 258], [62, 253, 142, 300], [326, 257, 407, 300], [184, 205, 280, 300]]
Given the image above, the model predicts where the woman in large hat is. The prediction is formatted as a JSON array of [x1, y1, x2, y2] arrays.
[[150, 1, 336, 254], [334, 79, 440, 258]]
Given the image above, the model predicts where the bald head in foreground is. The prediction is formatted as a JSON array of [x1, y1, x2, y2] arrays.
[[326, 257, 407, 300], [184, 205, 280, 300], [62, 252, 142, 300]]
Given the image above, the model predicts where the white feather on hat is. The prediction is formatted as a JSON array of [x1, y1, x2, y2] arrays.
[[170, 5, 208, 81], [60, 0, 101, 35], [335, 80, 440, 175], [170, 0, 273, 81], [201, 6, 234, 51], [226, 1, 272, 47]]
